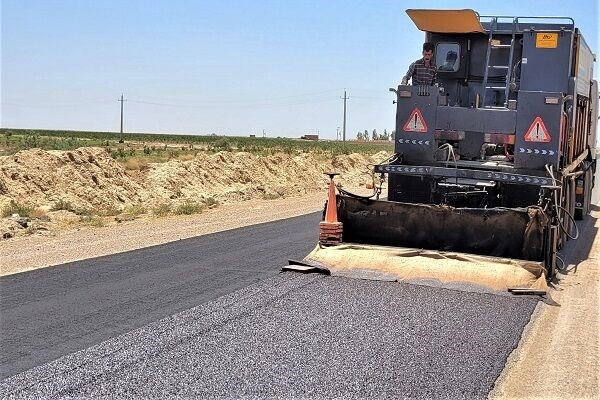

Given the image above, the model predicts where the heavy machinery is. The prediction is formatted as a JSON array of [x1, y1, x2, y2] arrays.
[[294, 9, 598, 294]]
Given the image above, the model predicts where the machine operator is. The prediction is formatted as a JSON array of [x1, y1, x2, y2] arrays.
[[401, 42, 436, 85]]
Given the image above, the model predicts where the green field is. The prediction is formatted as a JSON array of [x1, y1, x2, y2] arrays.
[[0, 128, 393, 161]]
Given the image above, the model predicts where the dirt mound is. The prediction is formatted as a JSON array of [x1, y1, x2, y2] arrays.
[[0, 148, 148, 213], [0, 147, 390, 213], [145, 150, 385, 204]]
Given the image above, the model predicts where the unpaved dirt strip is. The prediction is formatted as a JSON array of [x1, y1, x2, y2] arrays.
[[490, 207, 600, 400], [0, 273, 538, 399]]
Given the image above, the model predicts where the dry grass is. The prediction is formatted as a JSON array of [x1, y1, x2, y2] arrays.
[[123, 157, 150, 171], [98, 206, 122, 217], [152, 203, 172, 217], [1, 200, 34, 218], [89, 216, 106, 227], [261, 192, 281, 200], [51, 199, 75, 212], [178, 153, 195, 162], [175, 201, 204, 215], [78, 214, 106, 227], [123, 204, 146, 216]]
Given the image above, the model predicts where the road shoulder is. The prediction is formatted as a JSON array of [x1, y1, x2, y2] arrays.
[[490, 209, 600, 399], [0, 193, 325, 276]]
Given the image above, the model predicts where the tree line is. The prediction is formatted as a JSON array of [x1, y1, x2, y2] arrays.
[[356, 129, 395, 141]]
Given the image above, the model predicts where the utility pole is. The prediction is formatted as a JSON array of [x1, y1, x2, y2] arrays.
[[341, 89, 348, 145], [118, 94, 126, 143]]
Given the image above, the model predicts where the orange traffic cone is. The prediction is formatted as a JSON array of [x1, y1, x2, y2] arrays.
[[319, 173, 343, 246], [324, 174, 339, 223]]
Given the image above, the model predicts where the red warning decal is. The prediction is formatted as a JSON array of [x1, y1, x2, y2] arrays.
[[524, 117, 551, 143], [403, 108, 428, 133]]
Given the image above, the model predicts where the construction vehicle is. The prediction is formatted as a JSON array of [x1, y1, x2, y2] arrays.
[[293, 9, 598, 294]]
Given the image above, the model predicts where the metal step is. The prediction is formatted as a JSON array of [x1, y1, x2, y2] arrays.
[[488, 65, 509, 69], [485, 86, 507, 90], [491, 44, 511, 48]]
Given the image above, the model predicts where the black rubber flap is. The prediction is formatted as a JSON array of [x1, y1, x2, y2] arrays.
[[336, 196, 547, 261]]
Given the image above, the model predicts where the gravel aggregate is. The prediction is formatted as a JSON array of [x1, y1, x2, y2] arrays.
[[1, 272, 538, 399]]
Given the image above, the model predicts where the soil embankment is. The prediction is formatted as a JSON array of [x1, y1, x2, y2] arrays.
[[0, 147, 389, 239]]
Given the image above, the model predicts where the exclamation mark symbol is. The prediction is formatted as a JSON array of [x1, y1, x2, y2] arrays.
[[535, 123, 540, 139], [414, 114, 417, 130]]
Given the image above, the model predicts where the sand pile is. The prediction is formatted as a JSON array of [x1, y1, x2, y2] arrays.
[[0, 147, 390, 214], [145, 151, 385, 204], [0, 148, 149, 213]]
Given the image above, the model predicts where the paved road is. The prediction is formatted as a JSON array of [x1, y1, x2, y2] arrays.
[[2, 273, 538, 399], [0, 212, 321, 379]]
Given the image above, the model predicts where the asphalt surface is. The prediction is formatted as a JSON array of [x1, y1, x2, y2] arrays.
[[2, 200, 597, 398], [0, 212, 321, 379], [1, 273, 538, 399]]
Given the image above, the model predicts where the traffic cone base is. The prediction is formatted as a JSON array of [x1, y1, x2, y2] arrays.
[[319, 223, 343, 246]]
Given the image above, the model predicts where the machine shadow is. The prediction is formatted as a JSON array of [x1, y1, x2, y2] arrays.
[[560, 204, 599, 269]]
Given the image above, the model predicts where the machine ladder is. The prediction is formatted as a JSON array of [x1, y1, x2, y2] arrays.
[[481, 17, 517, 108]]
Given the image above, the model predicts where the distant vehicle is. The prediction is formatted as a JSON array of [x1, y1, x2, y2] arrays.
[[300, 134, 319, 141]]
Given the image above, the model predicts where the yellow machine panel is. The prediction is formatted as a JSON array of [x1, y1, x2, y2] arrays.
[[406, 9, 485, 33]]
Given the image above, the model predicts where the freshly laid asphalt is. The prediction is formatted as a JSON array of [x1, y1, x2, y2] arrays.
[[2, 273, 538, 399], [5, 205, 596, 398], [0, 212, 321, 379]]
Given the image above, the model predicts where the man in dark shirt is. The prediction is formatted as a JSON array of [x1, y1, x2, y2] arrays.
[[401, 42, 436, 85]]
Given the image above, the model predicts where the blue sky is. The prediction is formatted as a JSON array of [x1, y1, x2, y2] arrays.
[[1, 0, 598, 138]]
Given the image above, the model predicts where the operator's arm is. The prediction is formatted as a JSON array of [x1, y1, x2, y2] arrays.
[[401, 62, 415, 85]]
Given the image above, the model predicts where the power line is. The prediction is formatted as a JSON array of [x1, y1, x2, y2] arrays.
[[128, 97, 339, 109], [351, 96, 389, 100], [0, 101, 113, 108], [128, 88, 344, 106], [1, 88, 390, 112], [0, 89, 344, 109]]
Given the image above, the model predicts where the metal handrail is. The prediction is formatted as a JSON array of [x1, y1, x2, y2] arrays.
[[504, 18, 517, 108], [478, 15, 575, 33], [513, 16, 575, 32], [481, 17, 495, 107]]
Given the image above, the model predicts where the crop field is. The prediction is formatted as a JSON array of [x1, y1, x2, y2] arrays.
[[0, 128, 393, 162]]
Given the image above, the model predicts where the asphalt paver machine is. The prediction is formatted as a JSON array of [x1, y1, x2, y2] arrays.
[[297, 9, 598, 294]]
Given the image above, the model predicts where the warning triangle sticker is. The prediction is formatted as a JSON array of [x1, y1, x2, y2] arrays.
[[403, 108, 428, 133], [524, 117, 551, 143]]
